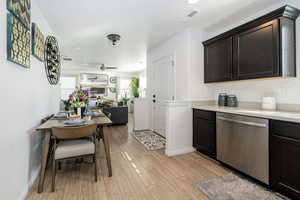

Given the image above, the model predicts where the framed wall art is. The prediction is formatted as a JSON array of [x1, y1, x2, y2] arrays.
[[32, 23, 45, 61], [7, 0, 31, 29], [79, 73, 109, 86], [7, 13, 30, 68], [110, 76, 117, 84]]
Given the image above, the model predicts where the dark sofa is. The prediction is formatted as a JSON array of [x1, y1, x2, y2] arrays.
[[103, 106, 128, 125]]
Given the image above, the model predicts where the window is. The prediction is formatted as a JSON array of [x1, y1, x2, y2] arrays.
[[120, 79, 130, 89], [60, 77, 76, 100], [139, 73, 147, 98], [119, 78, 131, 99]]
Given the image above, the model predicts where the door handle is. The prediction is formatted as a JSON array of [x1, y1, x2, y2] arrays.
[[153, 94, 156, 98], [153, 100, 156, 103], [217, 116, 267, 128]]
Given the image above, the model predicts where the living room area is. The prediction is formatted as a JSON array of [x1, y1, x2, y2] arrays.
[[59, 69, 147, 126]]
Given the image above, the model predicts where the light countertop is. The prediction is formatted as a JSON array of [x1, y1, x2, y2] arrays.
[[192, 105, 300, 124]]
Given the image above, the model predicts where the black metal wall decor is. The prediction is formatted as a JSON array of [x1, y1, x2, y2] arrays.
[[44, 36, 61, 85]]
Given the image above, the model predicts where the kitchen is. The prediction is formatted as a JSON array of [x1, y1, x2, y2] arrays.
[[148, 2, 300, 200], [193, 4, 300, 200]]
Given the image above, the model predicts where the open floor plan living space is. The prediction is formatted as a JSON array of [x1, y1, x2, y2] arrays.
[[1, 0, 300, 199]]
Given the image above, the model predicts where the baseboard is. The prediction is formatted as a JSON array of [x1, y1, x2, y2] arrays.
[[19, 186, 29, 200], [29, 165, 41, 186], [165, 147, 195, 157], [20, 165, 41, 200], [133, 129, 151, 132]]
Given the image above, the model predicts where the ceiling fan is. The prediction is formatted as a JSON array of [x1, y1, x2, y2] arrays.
[[99, 64, 118, 71], [62, 56, 73, 61], [62, 57, 118, 71]]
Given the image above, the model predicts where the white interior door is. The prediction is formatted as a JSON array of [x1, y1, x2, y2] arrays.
[[152, 56, 174, 137]]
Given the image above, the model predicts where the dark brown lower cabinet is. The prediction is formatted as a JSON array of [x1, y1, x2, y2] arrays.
[[270, 120, 300, 199], [193, 109, 216, 159]]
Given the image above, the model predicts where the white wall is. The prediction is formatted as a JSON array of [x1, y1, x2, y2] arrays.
[[60, 76, 77, 100], [165, 101, 194, 156], [0, 1, 60, 199], [137, 69, 147, 98], [188, 27, 215, 101], [147, 30, 190, 100], [147, 28, 216, 102]]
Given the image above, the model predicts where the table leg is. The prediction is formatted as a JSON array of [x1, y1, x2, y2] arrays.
[[102, 126, 112, 177], [97, 126, 103, 141], [38, 132, 51, 193]]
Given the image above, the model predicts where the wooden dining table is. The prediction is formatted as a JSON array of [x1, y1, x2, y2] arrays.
[[36, 114, 112, 193]]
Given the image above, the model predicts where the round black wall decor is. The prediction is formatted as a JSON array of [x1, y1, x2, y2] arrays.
[[44, 36, 61, 85]]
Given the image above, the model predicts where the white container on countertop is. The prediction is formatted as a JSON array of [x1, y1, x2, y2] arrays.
[[262, 97, 277, 110]]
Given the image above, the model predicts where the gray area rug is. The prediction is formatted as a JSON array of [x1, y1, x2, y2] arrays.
[[195, 173, 289, 200], [132, 131, 165, 150]]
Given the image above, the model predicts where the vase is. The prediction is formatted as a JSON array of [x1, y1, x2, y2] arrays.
[[74, 107, 80, 116], [74, 107, 86, 118], [81, 107, 86, 118]]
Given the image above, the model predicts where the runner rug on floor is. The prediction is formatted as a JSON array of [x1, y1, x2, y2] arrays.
[[195, 173, 289, 200], [132, 131, 165, 150]]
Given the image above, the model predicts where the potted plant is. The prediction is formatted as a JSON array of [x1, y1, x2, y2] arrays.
[[68, 87, 89, 117], [129, 78, 140, 98], [122, 93, 130, 106]]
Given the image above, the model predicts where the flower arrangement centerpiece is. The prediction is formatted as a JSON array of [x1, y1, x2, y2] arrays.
[[68, 87, 89, 116]]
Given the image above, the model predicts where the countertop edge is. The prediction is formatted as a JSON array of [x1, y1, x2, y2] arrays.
[[192, 105, 300, 124]]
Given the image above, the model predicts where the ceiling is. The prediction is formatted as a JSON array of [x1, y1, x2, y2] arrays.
[[36, 0, 281, 73]]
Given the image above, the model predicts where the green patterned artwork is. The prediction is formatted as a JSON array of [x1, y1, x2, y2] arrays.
[[7, 0, 31, 29], [7, 13, 30, 68], [32, 23, 45, 61]]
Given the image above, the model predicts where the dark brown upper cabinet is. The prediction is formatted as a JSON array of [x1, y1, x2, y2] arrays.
[[203, 5, 300, 83], [233, 20, 279, 80], [204, 37, 233, 83]]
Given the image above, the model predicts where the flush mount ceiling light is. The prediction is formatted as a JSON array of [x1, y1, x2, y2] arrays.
[[107, 34, 121, 46], [188, 0, 200, 4]]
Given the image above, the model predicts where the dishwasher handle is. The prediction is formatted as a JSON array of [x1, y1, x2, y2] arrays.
[[217, 116, 267, 128]]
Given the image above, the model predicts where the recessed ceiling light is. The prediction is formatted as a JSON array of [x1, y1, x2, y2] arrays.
[[188, 0, 200, 4]]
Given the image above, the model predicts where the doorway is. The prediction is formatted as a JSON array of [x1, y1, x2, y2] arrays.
[[151, 55, 175, 137]]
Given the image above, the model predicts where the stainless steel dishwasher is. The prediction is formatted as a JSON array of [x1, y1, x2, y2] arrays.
[[216, 112, 269, 184]]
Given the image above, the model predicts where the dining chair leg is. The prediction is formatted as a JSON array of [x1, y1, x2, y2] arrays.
[[52, 160, 56, 192], [94, 156, 98, 182], [46, 140, 53, 169]]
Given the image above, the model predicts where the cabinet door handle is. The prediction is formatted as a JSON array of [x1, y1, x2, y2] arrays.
[[153, 100, 156, 103], [217, 116, 267, 128]]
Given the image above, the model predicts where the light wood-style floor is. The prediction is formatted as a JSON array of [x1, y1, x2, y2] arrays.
[[26, 115, 229, 200]]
